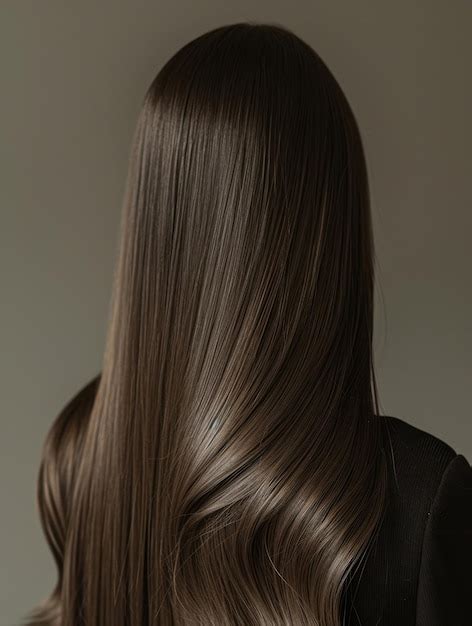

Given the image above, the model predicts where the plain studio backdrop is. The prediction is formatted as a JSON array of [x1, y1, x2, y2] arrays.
[[1, 1, 470, 623]]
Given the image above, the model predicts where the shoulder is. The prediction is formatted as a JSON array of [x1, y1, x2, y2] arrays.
[[347, 415, 471, 623], [380, 413, 459, 460], [378, 414, 463, 500], [376, 414, 471, 556], [408, 422, 472, 625]]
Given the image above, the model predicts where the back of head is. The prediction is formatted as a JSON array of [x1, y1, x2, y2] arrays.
[[29, 22, 388, 626]]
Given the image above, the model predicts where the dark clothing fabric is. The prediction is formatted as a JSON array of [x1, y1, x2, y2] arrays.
[[345, 415, 472, 626]]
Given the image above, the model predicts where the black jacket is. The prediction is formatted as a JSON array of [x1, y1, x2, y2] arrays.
[[345, 414, 472, 626]]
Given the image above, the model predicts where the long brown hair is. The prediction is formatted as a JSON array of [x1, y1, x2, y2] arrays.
[[27, 22, 389, 626]]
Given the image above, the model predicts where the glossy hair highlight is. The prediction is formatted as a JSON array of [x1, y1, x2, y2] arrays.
[[27, 22, 389, 626]]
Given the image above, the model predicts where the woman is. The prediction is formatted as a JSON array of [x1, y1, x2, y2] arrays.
[[27, 22, 471, 626]]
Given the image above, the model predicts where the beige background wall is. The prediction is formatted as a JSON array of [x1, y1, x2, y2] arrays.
[[1, 1, 470, 623]]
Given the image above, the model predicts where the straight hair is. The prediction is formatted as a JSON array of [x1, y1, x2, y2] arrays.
[[27, 22, 390, 626]]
